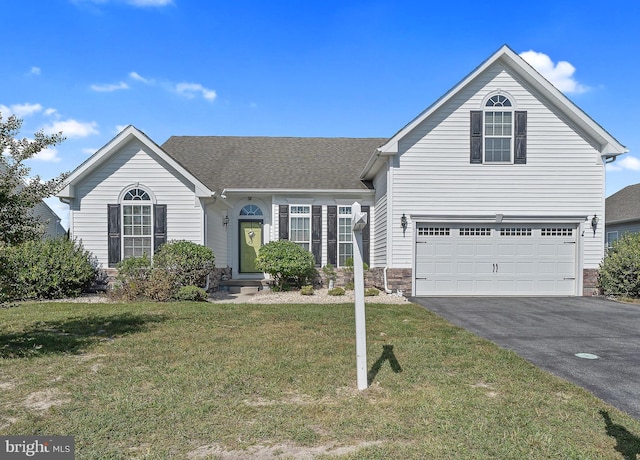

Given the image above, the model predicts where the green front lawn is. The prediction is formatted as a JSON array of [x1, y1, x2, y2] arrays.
[[1, 301, 638, 459]]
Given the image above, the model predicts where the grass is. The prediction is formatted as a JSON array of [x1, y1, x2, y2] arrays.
[[1, 300, 640, 459]]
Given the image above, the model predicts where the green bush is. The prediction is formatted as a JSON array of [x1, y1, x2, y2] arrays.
[[365, 288, 380, 296], [328, 287, 345, 296], [598, 233, 640, 297], [153, 240, 215, 287], [174, 285, 209, 302], [255, 240, 316, 290], [0, 237, 96, 301], [300, 285, 314, 296]]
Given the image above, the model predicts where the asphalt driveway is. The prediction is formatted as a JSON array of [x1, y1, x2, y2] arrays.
[[410, 296, 640, 420]]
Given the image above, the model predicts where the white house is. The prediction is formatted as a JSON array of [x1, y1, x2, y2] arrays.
[[57, 45, 627, 296]]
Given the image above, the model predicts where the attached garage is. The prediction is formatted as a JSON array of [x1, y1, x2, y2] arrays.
[[414, 223, 578, 296]]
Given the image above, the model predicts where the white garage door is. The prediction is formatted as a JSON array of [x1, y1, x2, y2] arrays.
[[415, 224, 577, 296]]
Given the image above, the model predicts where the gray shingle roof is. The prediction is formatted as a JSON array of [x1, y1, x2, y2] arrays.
[[161, 136, 387, 194], [606, 183, 640, 224]]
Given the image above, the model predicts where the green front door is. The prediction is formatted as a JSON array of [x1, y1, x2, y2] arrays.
[[239, 220, 262, 273]]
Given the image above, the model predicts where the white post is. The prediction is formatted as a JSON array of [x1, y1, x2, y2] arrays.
[[351, 201, 368, 390]]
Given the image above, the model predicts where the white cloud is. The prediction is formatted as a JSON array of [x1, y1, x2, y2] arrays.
[[176, 82, 217, 101], [44, 108, 58, 117], [115, 124, 128, 133], [126, 0, 173, 6], [29, 66, 41, 76], [90, 81, 129, 92], [31, 146, 61, 162], [607, 155, 640, 172], [129, 71, 153, 84], [520, 50, 589, 94], [0, 103, 43, 117], [82, 148, 97, 155], [43, 119, 99, 138], [72, 0, 172, 7]]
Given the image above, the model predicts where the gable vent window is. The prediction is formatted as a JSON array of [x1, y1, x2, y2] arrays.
[[471, 95, 526, 165]]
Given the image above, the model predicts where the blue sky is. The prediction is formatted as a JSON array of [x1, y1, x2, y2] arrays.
[[3, 0, 639, 228]]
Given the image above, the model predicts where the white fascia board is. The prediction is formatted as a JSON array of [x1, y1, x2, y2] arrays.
[[58, 125, 214, 199], [377, 45, 627, 157], [221, 188, 374, 196], [410, 214, 589, 224]]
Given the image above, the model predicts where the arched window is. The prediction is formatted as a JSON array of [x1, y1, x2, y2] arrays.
[[240, 204, 263, 216], [122, 188, 152, 259], [484, 95, 513, 163]]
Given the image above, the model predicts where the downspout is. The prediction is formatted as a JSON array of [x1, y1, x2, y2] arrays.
[[383, 267, 393, 294]]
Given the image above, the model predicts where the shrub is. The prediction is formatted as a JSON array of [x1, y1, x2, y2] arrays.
[[153, 240, 215, 287], [301, 285, 314, 296], [328, 287, 345, 296], [144, 269, 177, 302], [174, 285, 209, 302], [599, 233, 640, 297], [111, 255, 152, 301], [365, 288, 380, 296], [255, 240, 316, 289], [0, 237, 96, 301]]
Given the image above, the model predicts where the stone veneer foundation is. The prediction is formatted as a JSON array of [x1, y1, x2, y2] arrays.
[[583, 268, 599, 296]]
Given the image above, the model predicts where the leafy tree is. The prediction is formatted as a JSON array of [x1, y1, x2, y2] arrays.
[[0, 113, 67, 245]]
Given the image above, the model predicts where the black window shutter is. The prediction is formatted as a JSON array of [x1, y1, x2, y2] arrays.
[[470, 111, 483, 164], [154, 204, 167, 252], [514, 111, 527, 164], [107, 204, 121, 267], [279, 205, 289, 240], [361, 205, 370, 266], [311, 205, 322, 266], [327, 205, 337, 266]]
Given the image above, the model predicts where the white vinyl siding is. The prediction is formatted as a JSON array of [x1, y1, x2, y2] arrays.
[[69, 140, 204, 268], [388, 63, 605, 271], [372, 168, 388, 266]]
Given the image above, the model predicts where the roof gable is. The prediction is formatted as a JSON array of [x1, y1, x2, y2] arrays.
[[57, 125, 213, 199], [363, 45, 627, 178]]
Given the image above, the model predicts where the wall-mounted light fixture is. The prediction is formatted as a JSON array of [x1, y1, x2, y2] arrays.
[[591, 214, 599, 237], [223, 215, 229, 230], [401, 213, 408, 231]]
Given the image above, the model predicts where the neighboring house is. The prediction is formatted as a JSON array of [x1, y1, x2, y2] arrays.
[[605, 184, 640, 249], [32, 200, 66, 239], [57, 45, 627, 296], [0, 163, 65, 240]]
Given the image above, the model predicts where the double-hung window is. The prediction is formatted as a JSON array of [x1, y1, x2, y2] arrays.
[[338, 206, 353, 267], [290, 205, 311, 251], [484, 95, 513, 163], [122, 188, 152, 259]]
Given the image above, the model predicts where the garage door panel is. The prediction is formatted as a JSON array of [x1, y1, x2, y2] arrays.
[[415, 223, 577, 296]]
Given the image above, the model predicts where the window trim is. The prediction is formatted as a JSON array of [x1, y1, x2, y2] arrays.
[[484, 95, 514, 164], [289, 205, 311, 251], [121, 187, 154, 260], [338, 206, 353, 267]]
